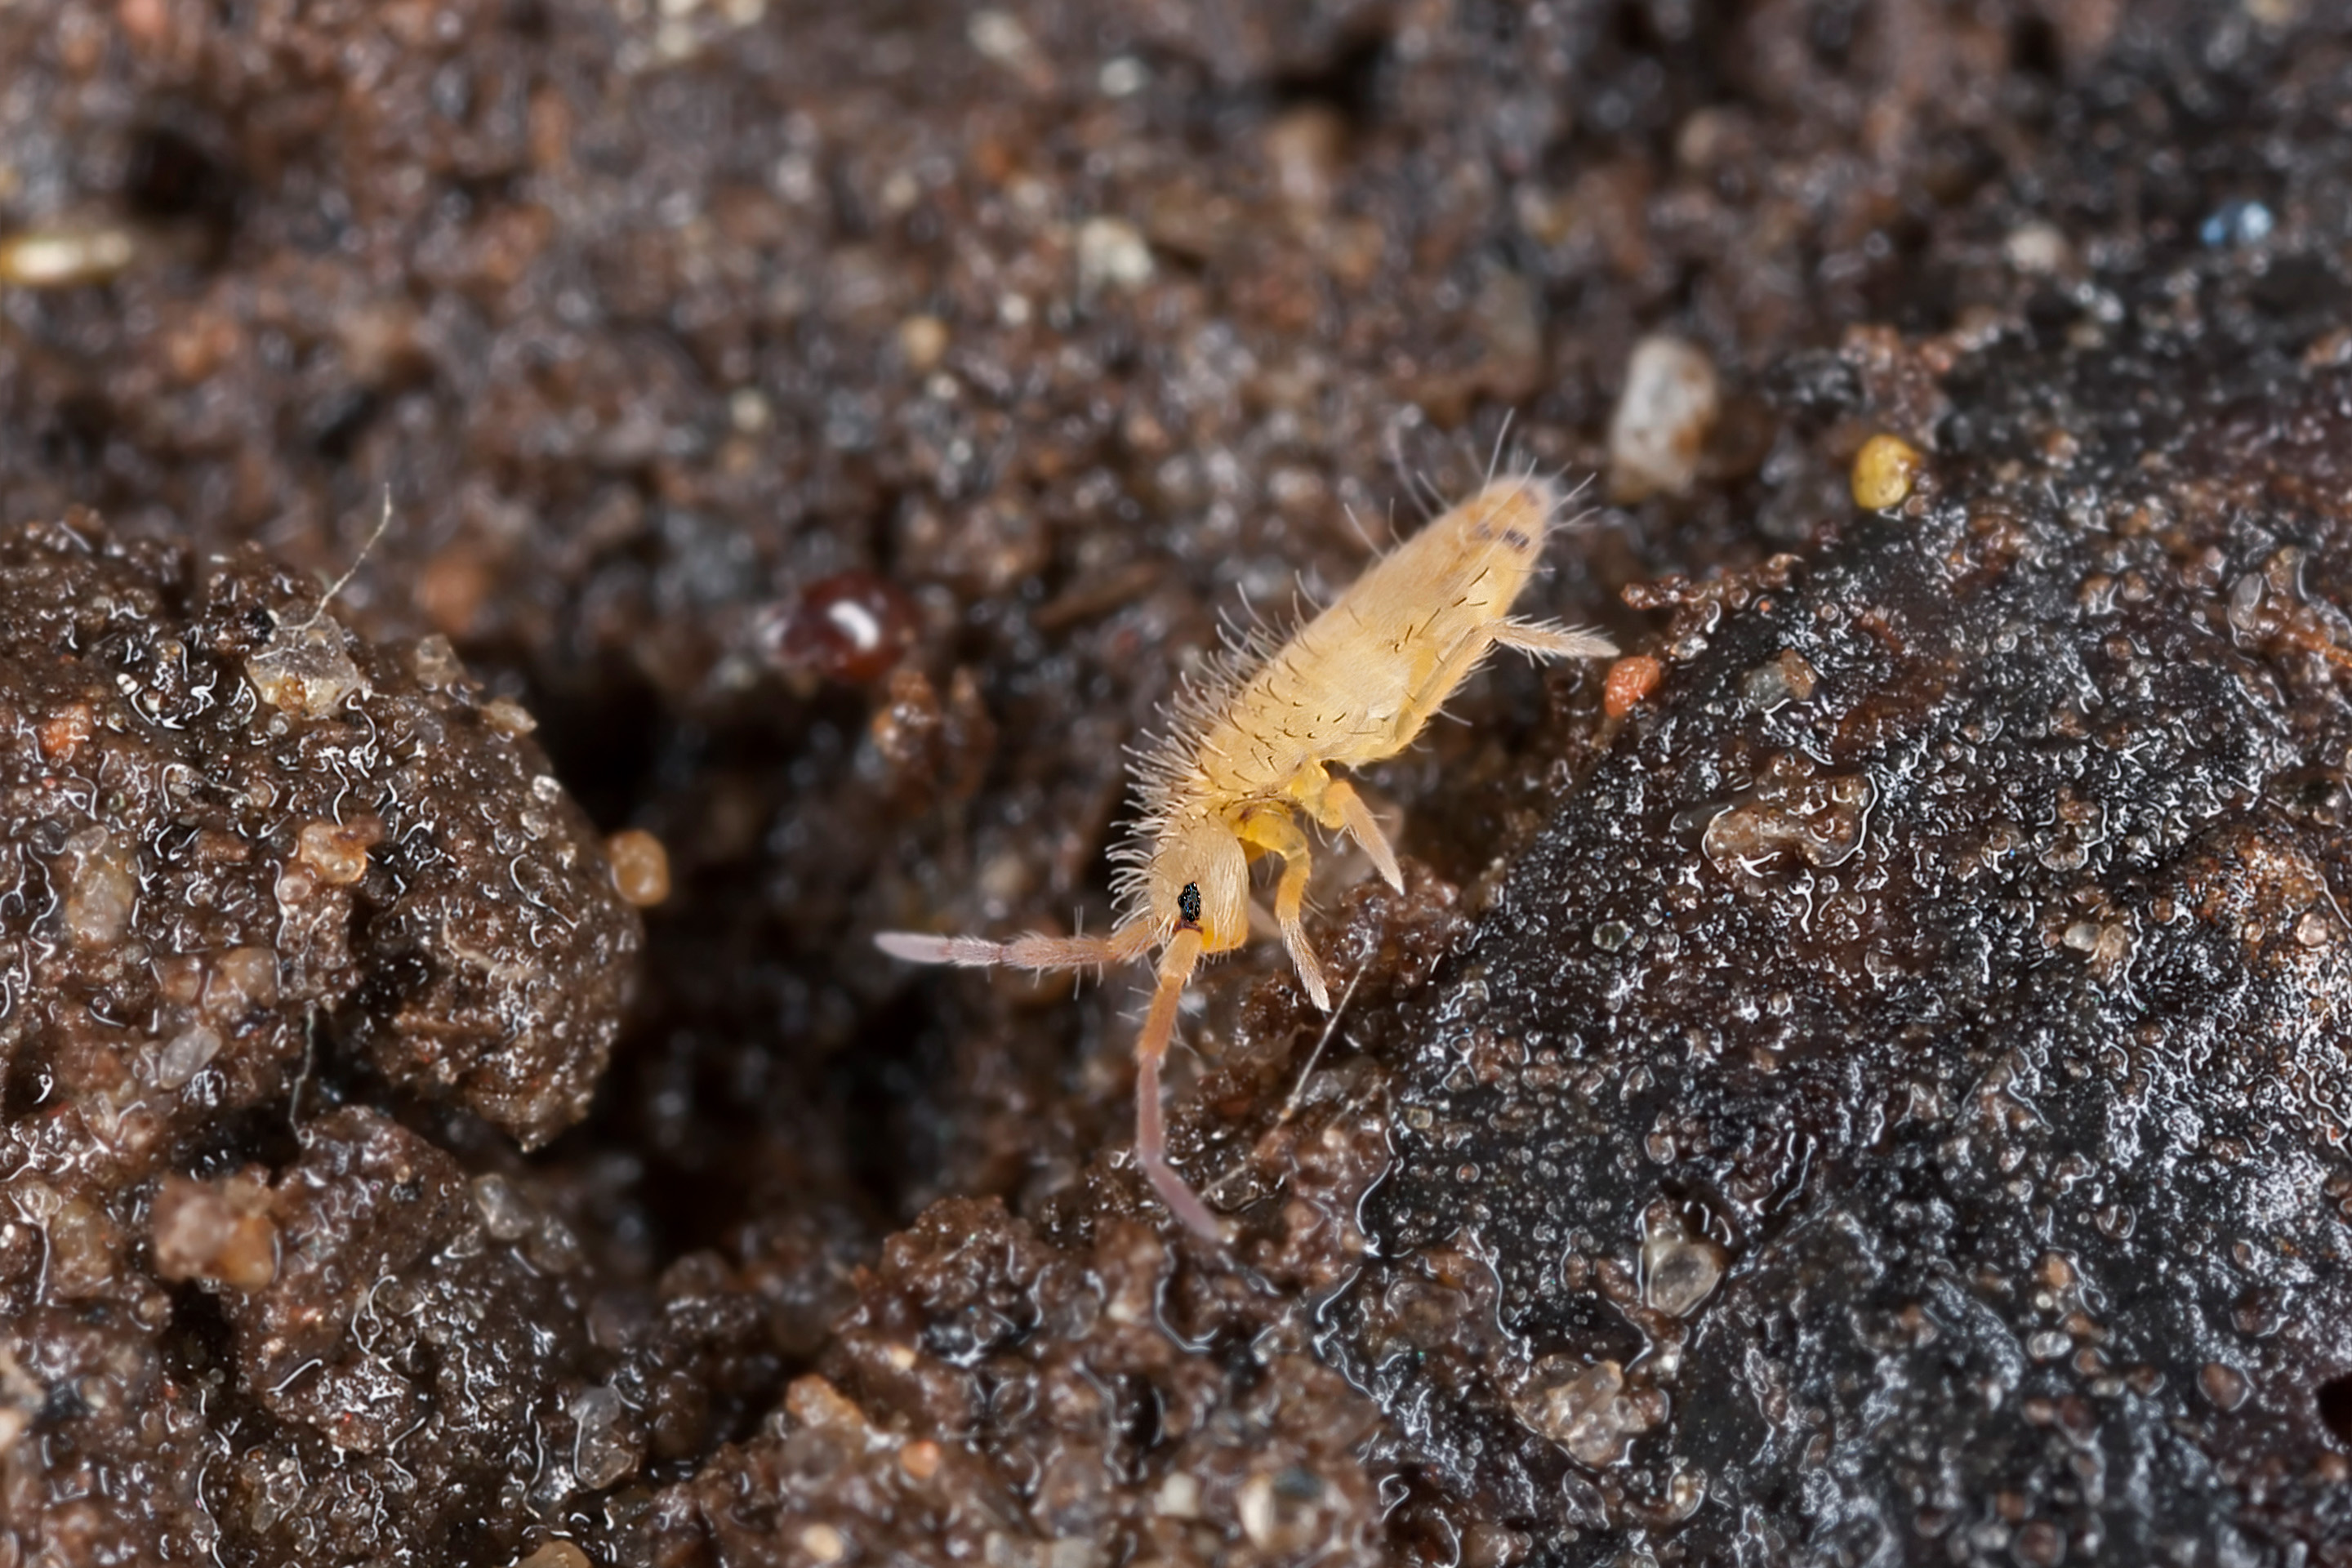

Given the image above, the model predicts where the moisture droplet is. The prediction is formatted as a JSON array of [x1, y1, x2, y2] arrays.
[[1739, 649, 1818, 712], [1515, 1359, 1667, 1468], [2228, 570, 2265, 633], [569, 1385, 641, 1489], [1642, 1204, 1727, 1318], [470, 1174, 537, 1241], [245, 615, 366, 717], [154, 1024, 222, 1089], [59, 826, 136, 950], [2199, 1361, 2250, 1411]]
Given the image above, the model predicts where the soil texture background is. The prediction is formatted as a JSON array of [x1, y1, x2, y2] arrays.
[[7, 1, 2352, 1564]]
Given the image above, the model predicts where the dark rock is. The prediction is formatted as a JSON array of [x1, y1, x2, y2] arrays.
[[1330, 326, 2352, 1561]]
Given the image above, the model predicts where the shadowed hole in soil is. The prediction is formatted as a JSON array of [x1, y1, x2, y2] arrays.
[[826, 987, 952, 1224], [1271, 30, 1389, 127], [0, 1048, 54, 1125], [122, 120, 241, 267], [512, 662, 670, 833], [158, 1283, 238, 1385], [2009, 12, 2064, 80], [122, 122, 238, 220], [2318, 1372, 2352, 1447]]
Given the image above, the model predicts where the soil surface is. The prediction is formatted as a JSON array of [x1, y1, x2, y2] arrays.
[[6, 1, 2352, 1565]]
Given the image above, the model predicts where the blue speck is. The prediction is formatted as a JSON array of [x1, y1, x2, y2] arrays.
[[2201, 200, 2275, 249]]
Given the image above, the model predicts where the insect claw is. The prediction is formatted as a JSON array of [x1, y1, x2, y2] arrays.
[[1296, 953, 1333, 1012]]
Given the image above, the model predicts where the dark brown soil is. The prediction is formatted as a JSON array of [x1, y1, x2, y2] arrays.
[[7, 1, 2352, 1564]]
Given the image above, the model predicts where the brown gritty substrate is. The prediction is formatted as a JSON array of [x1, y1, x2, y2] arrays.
[[7, 0, 2352, 1565]]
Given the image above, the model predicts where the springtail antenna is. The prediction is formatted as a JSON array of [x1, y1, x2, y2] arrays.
[[874, 924, 1150, 972]]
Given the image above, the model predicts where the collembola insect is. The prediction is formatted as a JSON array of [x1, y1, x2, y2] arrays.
[[877, 471, 1616, 1239]]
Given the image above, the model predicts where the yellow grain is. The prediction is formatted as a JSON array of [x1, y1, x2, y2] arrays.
[[1850, 433, 1925, 510]]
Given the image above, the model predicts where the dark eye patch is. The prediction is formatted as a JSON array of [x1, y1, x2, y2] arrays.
[[1178, 882, 1202, 924]]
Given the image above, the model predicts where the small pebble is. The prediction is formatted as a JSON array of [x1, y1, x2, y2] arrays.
[[607, 829, 672, 907], [1608, 335, 1720, 502], [0, 225, 136, 287]]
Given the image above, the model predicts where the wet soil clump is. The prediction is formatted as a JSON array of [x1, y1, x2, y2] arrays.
[[0, 518, 644, 1563]]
